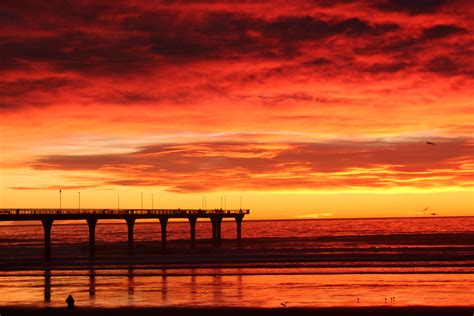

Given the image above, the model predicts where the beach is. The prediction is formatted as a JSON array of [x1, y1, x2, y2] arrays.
[[1, 306, 474, 316], [0, 218, 473, 310]]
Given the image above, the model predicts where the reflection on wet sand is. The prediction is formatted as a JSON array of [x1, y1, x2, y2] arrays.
[[28, 267, 474, 308], [44, 269, 51, 303], [128, 266, 134, 302], [237, 270, 243, 302], [161, 269, 167, 303], [212, 269, 222, 304], [191, 269, 197, 303], [89, 268, 95, 298]]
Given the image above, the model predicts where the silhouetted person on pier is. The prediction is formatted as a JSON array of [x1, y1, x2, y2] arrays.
[[66, 294, 75, 309]]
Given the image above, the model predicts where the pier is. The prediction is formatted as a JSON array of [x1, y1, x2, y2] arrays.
[[0, 208, 249, 261]]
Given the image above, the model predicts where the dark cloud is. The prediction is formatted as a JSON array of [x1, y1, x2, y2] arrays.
[[0, 77, 79, 98], [265, 16, 398, 42], [0, 77, 84, 110], [94, 91, 159, 105], [0, 3, 401, 76], [424, 55, 474, 77], [365, 62, 408, 73], [0, 33, 155, 75], [421, 24, 467, 40], [0, 0, 471, 112], [303, 57, 332, 66], [375, 0, 448, 14]]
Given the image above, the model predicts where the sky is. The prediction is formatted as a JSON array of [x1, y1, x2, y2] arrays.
[[0, 0, 473, 219]]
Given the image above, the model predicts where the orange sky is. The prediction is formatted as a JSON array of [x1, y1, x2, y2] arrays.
[[0, 0, 473, 219]]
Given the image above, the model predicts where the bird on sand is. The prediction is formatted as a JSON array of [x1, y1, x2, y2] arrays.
[[426, 141, 436, 146], [280, 301, 288, 308]]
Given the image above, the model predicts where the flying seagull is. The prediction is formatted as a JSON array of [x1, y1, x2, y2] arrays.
[[431, 213, 437, 216], [426, 141, 436, 146], [280, 301, 288, 308], [421, 207, 429, 212]]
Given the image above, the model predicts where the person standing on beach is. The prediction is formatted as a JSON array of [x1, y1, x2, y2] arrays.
[[66, 294, 75, 309]]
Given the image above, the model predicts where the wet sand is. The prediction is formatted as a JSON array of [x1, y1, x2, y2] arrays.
[[1, 306, 473, 316]]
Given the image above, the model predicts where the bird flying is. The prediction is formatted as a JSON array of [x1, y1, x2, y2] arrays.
[[426, 141, 436, 146], [280, 301, 288, 308]]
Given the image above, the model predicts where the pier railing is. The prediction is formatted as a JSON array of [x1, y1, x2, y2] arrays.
[[0, 208, 250, 215]]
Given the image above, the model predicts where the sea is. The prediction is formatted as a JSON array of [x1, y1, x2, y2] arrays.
[[0, 217, 473, 308]]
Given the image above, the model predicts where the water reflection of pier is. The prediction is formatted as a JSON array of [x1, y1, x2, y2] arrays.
[[89, 268, 95, 298], [42, 268, 247, 306], [44, 270, 51, 303]]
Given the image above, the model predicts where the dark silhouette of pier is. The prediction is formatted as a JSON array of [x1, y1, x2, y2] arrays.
[[0, 208, 249, 261]]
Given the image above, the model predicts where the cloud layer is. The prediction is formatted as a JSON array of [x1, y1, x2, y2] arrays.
[[27, 138, 473, 192], [1, 0, 473, 199]]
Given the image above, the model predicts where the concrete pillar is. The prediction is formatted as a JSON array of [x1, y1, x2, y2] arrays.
[[41, 219, 53, 262], [211, 218, 217, 241], [160, 217, 168, 250], [236, 216, 243, 242], [126, 218, 135, 255], [216, 218, 222, 241], [87, 218, 98, 257], [211, 216, 222, 247], [188, 216, 197, 248]]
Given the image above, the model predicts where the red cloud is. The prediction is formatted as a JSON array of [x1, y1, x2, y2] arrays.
[[29, 139, 473, 192]]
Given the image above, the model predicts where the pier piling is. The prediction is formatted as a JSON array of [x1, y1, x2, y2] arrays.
[[87, 218, 98, 257], [126, 218, 135, 255], [41, 219, 53, 262], [159, 217, 168, 250], [188, 216, 197, 248]]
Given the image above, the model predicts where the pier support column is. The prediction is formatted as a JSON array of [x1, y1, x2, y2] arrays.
[[160, 217, 168, 250], [188, 216, 197, 249], [211, 216, 222, 247], [126, 218, 135, 255], [41, 219, 54, 262], [87, 218, 98, 258], [235, 215, 243, 243], [211, 218, 217, 241]]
